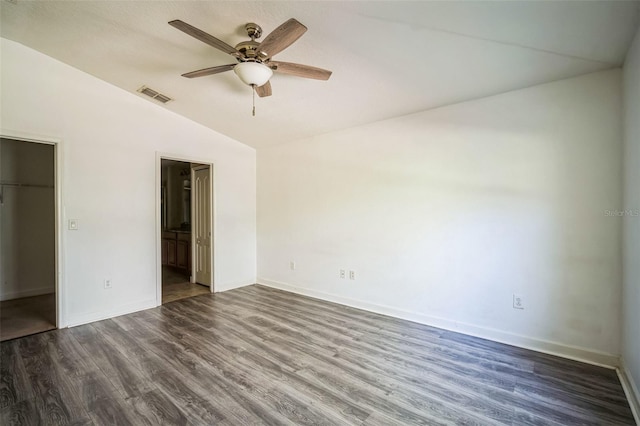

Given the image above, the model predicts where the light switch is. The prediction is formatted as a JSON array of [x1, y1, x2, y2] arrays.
[[69, 219, 78, 230]]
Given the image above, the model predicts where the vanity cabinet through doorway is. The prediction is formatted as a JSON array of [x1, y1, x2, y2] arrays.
[[162, 231, 191, 273]]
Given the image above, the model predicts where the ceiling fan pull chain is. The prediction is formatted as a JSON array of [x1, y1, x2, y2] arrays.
[[252, 84, 256, 116]]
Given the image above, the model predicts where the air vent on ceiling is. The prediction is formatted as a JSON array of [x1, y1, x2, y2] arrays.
[[137, 86, 173, 104]]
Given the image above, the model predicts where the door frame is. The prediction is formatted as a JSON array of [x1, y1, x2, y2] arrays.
[[155, 152, 215, 306], [0, 129, 65, 328]]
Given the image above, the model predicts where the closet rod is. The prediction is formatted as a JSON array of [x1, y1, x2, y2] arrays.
[[0, 181, 54, 189]]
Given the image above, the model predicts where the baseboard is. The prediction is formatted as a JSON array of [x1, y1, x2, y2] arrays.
[[66, 299, 157, 328], [216, 279, 255, 293], [619, 359, 640, 425], [257, 277, 619, 369], [66, 279, 253, 327], [0, 286, 54, 301]]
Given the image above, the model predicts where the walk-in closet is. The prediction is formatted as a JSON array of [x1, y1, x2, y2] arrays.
[[0, 138, 56, 341]]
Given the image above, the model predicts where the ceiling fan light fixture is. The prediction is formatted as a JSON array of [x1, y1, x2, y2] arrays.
[[234, 62, 273, 87]]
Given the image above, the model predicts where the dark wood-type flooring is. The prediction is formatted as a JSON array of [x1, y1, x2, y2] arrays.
[[0, 285, 635, 425], [162, 266, 209, 304], [0, 293, 56, 342]]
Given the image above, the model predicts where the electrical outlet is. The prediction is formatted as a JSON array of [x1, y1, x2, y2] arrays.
[[349, 270, 356, 280], [290, 261, 296, 270], [104, 279, 113, 289], [340, 269, 346, 279], [513, 294, 524, 310]]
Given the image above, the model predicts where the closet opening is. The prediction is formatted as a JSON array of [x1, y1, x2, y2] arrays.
[[0, 137, 57, 341]]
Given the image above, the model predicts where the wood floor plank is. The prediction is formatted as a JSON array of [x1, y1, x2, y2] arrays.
[[0, 398, 43, 426], [224, 289, 520, 394], [1, 284, 635, 425], [221, 294, 517, 424], [89, 320, 229, 425], [142, 300, 374, 424], [69, 325, 155, 400], [513, 381, 632, 425], [230, 288, 367, 341], [120, 307, 357, 425], [17, 334, 93, 425], [163, 299, 311, 372], [221, 314, 477, 424], [241, 284, 628, 424], [127, 388, 190, 426], [232, 286, 533, 374], [111, 313, 293, 425], [220, 288, 520, 423], [0, 340, 34, 409], [40, 329, 128, 424], [86, 395, 139, 426]]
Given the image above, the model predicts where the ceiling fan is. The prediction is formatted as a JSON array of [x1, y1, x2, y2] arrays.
[[169, 18, 332, 100]]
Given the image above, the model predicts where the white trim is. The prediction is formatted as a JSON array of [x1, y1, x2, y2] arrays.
[[155, 152, 216, 307], [0, 286, 54, 301], [190, 167, 196, 284], [216, 280, 255, 293], [257, 277, 620, 368], [619, 358, 640, 425], [0, 129, 66, 328], [55, 139, 66, 328], [0, 129, 61, 145], [210, 164, 217, 293], [66, 298, 156, 328]]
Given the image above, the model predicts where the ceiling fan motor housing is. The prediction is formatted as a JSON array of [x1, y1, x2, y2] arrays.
[[234, 40, 261, 60]]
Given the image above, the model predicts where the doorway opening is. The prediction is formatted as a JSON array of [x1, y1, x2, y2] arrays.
[[0, 137, 57, 341], [159, 158, 213, 304]]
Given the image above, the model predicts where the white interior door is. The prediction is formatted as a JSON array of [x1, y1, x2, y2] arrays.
[[193, 166, 211, 286]]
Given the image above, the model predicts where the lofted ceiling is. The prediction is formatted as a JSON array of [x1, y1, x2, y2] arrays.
[[1, 1, 639, 149]]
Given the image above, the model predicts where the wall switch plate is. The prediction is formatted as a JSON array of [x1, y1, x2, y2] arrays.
[[349, 270, 356, 280], [68, 219, 78, 230], [104, 279, 112, 289], [340, 269, 346, 279], [290, 261, 296, 270], [513, 294, 524, 309]]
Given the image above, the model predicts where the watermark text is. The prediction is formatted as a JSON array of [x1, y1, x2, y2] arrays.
[[604, 209, 639, 217]]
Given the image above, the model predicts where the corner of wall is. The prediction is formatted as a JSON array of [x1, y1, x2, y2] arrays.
[[619, 358, 640, 425], [622, 22, 640, 426]]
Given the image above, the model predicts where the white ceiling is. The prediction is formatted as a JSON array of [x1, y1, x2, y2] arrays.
[[1, 1, 639, 149]]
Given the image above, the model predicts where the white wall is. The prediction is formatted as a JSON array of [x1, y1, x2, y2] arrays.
[[258, 69, 623, 364], [0, 138, 55, 300], [622, 25, 640, 411], [0, 38, 257, 326]]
